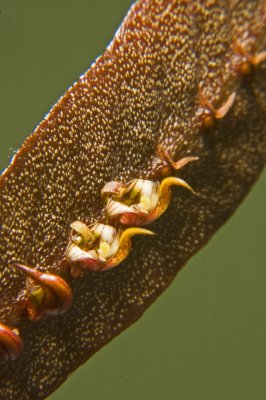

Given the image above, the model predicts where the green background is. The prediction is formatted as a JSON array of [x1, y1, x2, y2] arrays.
[[0, 1, 265, 399]]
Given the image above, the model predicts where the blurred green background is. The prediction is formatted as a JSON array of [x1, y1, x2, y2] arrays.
[[0, 1, 265, 399]]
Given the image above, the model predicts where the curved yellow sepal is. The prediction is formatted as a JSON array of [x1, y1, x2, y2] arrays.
[[146, 176, 196, 224], [103, 228, 154, 270], [215, 92, 236, 120], [252, 50, 266, 66], [160, 176, 195, 195]]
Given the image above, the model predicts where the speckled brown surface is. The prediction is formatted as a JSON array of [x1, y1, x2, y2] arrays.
[[0, 0, 265, 399]]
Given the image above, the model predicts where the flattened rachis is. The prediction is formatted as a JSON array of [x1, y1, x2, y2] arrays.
[[0, 1, 265, 399]]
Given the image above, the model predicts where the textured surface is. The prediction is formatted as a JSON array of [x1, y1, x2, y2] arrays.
[[0, 0, 266, 399]]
